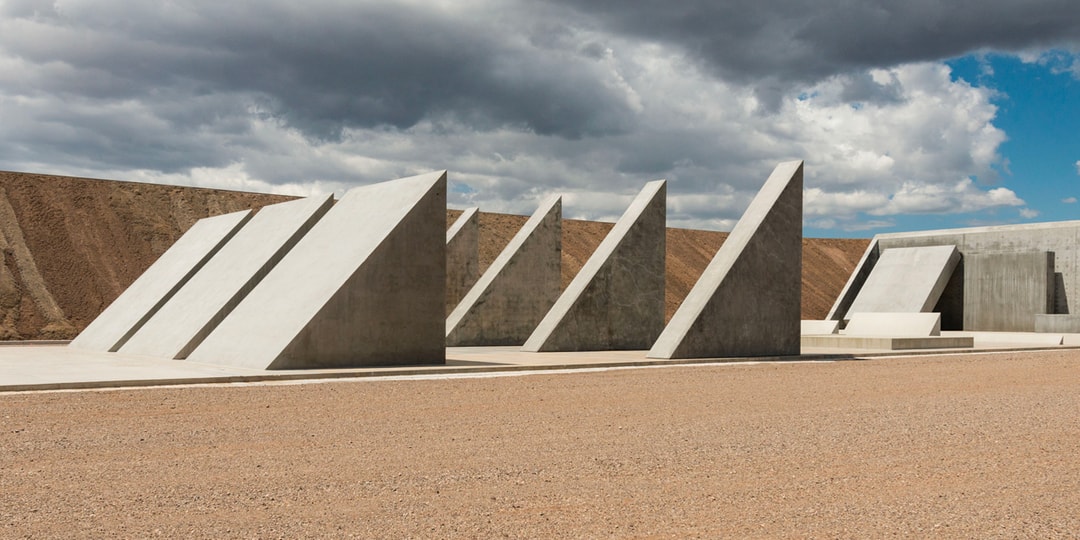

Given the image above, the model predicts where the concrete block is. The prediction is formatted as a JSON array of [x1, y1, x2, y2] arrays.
[[648, 161, 802, 359], [187, 171, 446, 369], [846, 245, 959, 317], [942, 330, 1064, 346], [523, 180, 666, 352], [446, 196, 562, 346], [446, 207, 479, 316], [1034, 314, 1080, 333], [963, 251, 1054, 331], [844, 312, 941, 337], [801, 334, 973, 350], [119, 196, 334, 359], [69, 210, 252, 352], [801, 320, 840, 335]]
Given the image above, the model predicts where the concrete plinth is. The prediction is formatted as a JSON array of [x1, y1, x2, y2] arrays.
[[446, 196, 562, 346], [523, 180, 666, 352], [187, 171, 447, 369], [69, 210, 252, 352], [801, 335, 973, 350], [801, 320, 840, 335], [964, 251, 1054, 332], [844, 312, 941, 337], [119, 195, 334, 359], [846, 245, 959, 317], [446, 207, 479, 316], [648, 161, 803, 359]]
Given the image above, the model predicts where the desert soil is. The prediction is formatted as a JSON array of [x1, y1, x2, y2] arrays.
[[2, 349, 1079, 538]]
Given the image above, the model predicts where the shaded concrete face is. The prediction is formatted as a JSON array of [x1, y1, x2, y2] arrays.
[[648, 161, 802, 359], [69, 210, 252, 352], [846, 245, 959, 318], [446, 207, 479, 316], [118, 195, 334, 359], [187, 172, 447, 369], [964, 251, 1054, 332], [446, 196, 562, 346], [1034, 314, 1080, 333], [522, 180, 666, 352], [844, 312, 941, 337]]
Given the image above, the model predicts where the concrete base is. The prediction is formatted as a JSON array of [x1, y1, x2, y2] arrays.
[[1035, 314, 1080, 333], [942, 331, 1064, 346], [844, 312, 941, 337], [802, 335, 973, 350], [801, 320, 840, 335]]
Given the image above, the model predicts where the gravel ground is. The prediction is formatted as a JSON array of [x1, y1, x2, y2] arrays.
[[2, 350, 1079, 538]]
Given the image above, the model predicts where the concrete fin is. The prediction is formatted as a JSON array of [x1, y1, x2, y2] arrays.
[[522, 180, 666, 352], [119, 195, 334, 359], [648, 161, 803, 359], [446, 196, 561, 346], [845, 245, 959, 318], [446, 207, 480, 316], [69, 209, 252, 352], [187, 171, 447, 369]]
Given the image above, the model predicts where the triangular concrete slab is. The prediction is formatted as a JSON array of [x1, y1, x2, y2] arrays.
[[648, 161, 803, 359], [522, 180, 666, 352], [69, 209, 252, 352], [446, 207, 479, 316], [846, 245, 959, 318], [446, 196, 561, 346], [119, 195, 334, 359], [187, 171, 446, 369]]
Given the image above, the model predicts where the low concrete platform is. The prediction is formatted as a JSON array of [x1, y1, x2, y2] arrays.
[[801, 334, 973, 350]]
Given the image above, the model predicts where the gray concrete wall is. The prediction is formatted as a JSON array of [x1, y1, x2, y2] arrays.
[[1034, 314, 1080, 333], [446, 207, 479, 316], [648, 161, 802, 359], [446, 196, 562, 346], [187, 171, 446, 369], [845, 245, 959, 317], [69, 210, 252, 352], [963, 251, 1053, 332], [522, 180, 666, 352]]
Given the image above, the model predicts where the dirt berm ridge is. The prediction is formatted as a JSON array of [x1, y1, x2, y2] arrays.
[[0, 170, 868, 340]]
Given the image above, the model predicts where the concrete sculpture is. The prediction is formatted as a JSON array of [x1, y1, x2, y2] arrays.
[[522, 180, 666, 352], [845, 245, 959, 318], [446, 196, 561, 346], [446, 207, 480, 315], [187, 171, 447, 369], [119, 195, 334, 359], [648, 161, 803, 359], [69, 210, 252, 352]]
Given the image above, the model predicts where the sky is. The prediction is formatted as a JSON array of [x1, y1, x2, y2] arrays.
[[0, 1, 1078, 237]]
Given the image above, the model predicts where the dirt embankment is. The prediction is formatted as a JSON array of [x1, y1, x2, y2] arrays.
[[2, 171, 866, 339]]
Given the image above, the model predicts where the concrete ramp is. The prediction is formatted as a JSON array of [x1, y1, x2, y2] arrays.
[[119, 195, 334, 359], [523, 180, 666, 352], [446, 196, 561, 346], [846, 245, 959, 318], [187, 171, 447, 369], [69, 210, 252, 352], [648, 161, 803, 359], [446, 207, 480, 316]]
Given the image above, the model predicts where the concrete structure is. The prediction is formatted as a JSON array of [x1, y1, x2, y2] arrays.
[[446, 207, 480, 316], [801, 320, 840, 335], [648, 161, 802, 359], [829, 220, 1080, 332], [522, 180, 666, 352], [119, 196, 334, 359], [1034, 314, 1080, 333], [446, 196, 562, 346], [844, 312, 941, 337], [801, 335, 973, 351], [187, 171, 447, 369], [845, 245, 959, 318], [964, 251, 1054, 332], [69, 210, 252, 352]]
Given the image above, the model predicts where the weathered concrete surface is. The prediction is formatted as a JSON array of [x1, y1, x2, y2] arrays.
[[1035, 314, 1080, 333], [119, 196, 334, 359], [446, 196, 562, 346], [188, 172, 446, 369], [844, 312, 941, 337], [523, 181, 666, 352], [801, 335, 973, 350], [830, 220, 1080, 330], [446, 207, 479, 316], [845, 245, 959, 318], [69, 210, 252, 352], [964, 251, 1054, 332], [801, 320, 840, 335], [648, 161, 802, 359]]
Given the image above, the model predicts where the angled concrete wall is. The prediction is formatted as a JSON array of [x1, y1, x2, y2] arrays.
[[844, 312, 941, 337], [119, 195, 334, 359], [187, 171, 446, 369], [648, 161, 803, 359], [446, 207, 479, 316], [845, 245, 959, 318], [963, 251, 1054, 332], [69, 210, 252, 352], [523, 180, 666, 352], [446, 196, 561, 346]]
